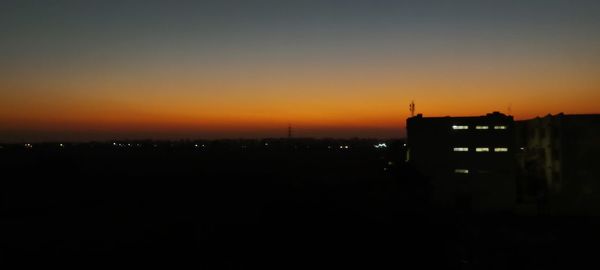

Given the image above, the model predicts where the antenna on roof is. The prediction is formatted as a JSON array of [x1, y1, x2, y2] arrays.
[[409, 100, 415, 117]]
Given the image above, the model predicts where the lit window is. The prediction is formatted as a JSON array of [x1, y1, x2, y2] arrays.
[[476, 126, 489, 129], [494, 147, 508, 152], [453, 147, 469, 152], [494, 125, 507, 129], [476, 147, 489, 152], [454, 169, 469, 174], [452, 125, 469, 130]]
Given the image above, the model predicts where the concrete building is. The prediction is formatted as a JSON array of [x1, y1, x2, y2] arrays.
[[515, 113, 600, 214], [406, 112, 516, 212]]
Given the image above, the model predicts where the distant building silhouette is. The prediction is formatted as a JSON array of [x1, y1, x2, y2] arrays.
[[516, 113, 600, 214], [406, 112, 516, 212]]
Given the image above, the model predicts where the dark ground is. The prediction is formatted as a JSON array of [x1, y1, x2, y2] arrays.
[[1, 140, 599, 268]]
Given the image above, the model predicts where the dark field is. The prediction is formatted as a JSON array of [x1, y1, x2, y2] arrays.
[[1, 140, 599, 267]]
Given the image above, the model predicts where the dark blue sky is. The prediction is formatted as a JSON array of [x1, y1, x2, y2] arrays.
[[1, 0, 599, 141]]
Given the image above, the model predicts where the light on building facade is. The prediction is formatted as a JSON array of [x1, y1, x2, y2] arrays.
[[452, 125, 469, 130]]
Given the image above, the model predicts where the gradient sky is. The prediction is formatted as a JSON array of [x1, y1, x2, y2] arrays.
[[1, 0, 599, 141]]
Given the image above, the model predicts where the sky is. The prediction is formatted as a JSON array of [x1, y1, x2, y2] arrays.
[[1, 0, 599, 141]]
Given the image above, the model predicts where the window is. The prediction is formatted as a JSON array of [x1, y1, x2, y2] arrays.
[[453, 147, 469, 152], [494, 125, 507, 130], [476, 147, 489, 152], [494, 147, 508, 152], [476, 126, 489, 129], [454, 169, 469, 174], [452, 125, 469, 130]]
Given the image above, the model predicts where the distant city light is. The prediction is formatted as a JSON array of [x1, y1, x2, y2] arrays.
[[453, 147, 469, 152], [454, 169, 469, 174], [374, 143, 387, 148], [476, 126, 489, 129], [494, 147, 508, 152], [264, 143, 269, 146], [24, 143, 33, 148], [452, 125, 469, 130], [403, 143, 407, 147], [113, 142, 117, 146], [476, 147, 489, 152], [494, 125, 507, 129], [59, 144, 64, 147], [344, 145, 349, 149], [194, 144, 199, 147]]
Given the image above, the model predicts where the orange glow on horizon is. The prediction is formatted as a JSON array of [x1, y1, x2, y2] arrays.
[[1, 46, 599, 141]]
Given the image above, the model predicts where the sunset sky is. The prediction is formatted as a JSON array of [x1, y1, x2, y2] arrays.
[[1, 0, 599, 141]]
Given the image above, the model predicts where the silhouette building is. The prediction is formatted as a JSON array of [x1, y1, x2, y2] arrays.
[[406, 112, 516, 212], [515, 113, 600, 214]]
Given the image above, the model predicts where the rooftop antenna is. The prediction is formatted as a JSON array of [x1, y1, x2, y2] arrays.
[[409, 100, 415, 117]]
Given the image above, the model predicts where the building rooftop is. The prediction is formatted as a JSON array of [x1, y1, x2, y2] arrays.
[[410, 111, 512, 120]]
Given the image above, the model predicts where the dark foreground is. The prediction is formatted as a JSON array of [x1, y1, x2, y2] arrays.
[[1, 140, 599, 267]]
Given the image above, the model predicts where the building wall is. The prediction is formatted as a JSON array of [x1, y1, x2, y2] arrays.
[[516, 114, 600, 214], [407, 112, 516, 212]]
